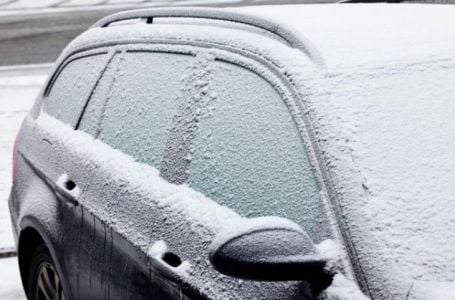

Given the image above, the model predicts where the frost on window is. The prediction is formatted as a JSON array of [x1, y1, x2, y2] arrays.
[[187, 61, 331, 242], [79, 51, 194, 169], [78, 55, 120, 136], [46, 54, 105, 125]]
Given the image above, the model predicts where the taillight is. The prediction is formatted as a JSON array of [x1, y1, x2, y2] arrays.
[[12, 136, 18, 183]]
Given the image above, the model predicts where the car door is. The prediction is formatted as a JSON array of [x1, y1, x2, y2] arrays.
[[159, 48, 336, 299], [73, 43, 327, 299], [41, 49, 185, 299], [32, 42, 336, 299], [19, 50, 110, 299]]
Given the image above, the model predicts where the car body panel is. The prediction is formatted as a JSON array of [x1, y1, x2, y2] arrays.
[[10, 21, 334, 299]]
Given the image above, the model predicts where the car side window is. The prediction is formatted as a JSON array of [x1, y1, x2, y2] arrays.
[[78, 51, 194, 169], [45, 54, 106, 125], [186, 61, 331, 242]]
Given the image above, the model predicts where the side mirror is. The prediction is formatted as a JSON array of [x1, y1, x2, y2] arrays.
[[208, 217, 332, 287]]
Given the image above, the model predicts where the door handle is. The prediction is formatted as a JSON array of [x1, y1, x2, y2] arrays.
[[149, 241, 190, 283], [55, 174, 80, 205]]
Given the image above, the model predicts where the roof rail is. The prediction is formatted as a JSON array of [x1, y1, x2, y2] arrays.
[[91, 7, 324, 66]]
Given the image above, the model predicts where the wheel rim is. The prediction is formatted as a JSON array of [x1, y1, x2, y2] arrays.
[[34, 262, 66, 300]]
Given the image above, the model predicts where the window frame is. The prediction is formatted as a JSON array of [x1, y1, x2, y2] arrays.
[[42, 48, 112, 128], [71, 43, 323, 197]]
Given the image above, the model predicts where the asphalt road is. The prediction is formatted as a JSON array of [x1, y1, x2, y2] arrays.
[[0, 7, 134, 66], [0, 0, 343, 66]]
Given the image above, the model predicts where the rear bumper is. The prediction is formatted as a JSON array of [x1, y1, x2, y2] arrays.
[[8, 189, 19, 247]]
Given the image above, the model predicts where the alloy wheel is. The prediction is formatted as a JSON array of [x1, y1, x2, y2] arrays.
[[34, 261, 66, 300]]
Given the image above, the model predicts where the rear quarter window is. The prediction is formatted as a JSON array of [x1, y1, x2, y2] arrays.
[[45, 54, 106, 125]]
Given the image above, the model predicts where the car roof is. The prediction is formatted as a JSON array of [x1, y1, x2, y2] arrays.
[[232, 4, 455, 70]]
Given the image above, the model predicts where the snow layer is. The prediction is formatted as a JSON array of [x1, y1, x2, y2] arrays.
[[27, 114, 313, 299], [408, 281, 455, 300], [323, 274, 369, 300], [234, 4, 455, 299], [0, 257, 26, 300]]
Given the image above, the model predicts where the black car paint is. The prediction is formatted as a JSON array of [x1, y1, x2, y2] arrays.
[[8, 52, 198, 298], [11, 148, 199, 299]]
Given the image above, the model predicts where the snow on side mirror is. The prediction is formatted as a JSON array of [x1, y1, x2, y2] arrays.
[[208, 217, 333, 288]]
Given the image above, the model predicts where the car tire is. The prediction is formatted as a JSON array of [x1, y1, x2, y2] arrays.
[[27, 243, 66, 300]]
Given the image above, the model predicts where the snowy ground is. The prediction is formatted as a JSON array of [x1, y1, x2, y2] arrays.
[[0, 0, 248, 11], [0, 257, 26, 300], [0, 64, 48, 250], [0, 64, 48, 300], [0, 0, 164, 10]]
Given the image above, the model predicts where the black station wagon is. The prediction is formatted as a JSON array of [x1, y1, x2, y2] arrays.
[[9, 4, 455, 300]]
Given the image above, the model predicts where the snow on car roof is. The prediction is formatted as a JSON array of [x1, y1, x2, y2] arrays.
[[234, 4, 455, 69]]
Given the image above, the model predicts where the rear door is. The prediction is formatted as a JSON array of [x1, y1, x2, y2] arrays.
[[27, 47, 190, 299], [20, 50, 109, 299]]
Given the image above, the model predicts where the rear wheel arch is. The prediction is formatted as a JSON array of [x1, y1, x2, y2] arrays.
[[17, 227, 47, 291], [17, 224, 69, 299], [18, 226, 46, 296]]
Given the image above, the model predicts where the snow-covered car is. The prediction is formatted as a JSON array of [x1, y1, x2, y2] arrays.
[[8, 4, 455, 300]]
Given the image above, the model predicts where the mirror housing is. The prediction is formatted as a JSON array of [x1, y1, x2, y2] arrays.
[[208, 217, 332, 285]]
